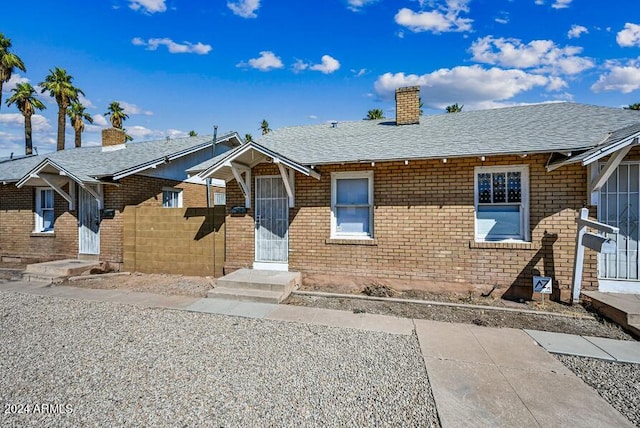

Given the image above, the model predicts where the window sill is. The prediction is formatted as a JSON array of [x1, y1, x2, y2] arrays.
[[31, 232, 55, 238], [326, 238, 378, 246], [469, 240, 534, 250]]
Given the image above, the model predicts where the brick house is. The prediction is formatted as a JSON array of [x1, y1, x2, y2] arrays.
[[0, 129, 241, 268], [194, 87, 640, 299]]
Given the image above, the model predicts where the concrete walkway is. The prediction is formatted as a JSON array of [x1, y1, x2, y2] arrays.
[[0, 279, 637, 427]]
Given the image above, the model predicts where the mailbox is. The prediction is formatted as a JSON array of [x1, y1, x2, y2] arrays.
[[100, 209, 116, 219], [230, 206, 248, 215], [581, 232, 616, 254]]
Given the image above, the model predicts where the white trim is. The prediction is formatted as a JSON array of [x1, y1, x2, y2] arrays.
[[162, 187, 183, 208], [598, 279, 640, 294], [253, 262, 289, 271], [330, 171, 374, 239], [474, 165, 530, 243], [254, 175, 289, 265], [34, 187, 55, 233]]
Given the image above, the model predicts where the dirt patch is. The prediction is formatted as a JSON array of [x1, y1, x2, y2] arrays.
[[65, 273, 214, 298], [285, 294, 633, 340]]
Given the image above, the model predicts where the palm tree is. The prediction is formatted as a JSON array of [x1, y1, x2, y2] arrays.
[[446, 103, 464, 113], [6, 83, 46, 155], [260, 119, 271, 135], [188, 130, 198, 137], [366, 108, 385, 120], [67, 102, 93, 148], [0, 33, 26, 111], [39, 67, 84, 151], [624, 103, 640, 110], [105, 101, 129, 129], [245, 133, 253, 143]]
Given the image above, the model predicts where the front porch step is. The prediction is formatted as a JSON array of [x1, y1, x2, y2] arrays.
[[24, 259, 102, 279], [207, 287, 286, 304], [209, 268, 301, 304]]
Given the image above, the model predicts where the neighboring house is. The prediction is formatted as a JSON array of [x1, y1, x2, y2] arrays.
[[0, 128, 241, 268], [194, 86, 640, 299]]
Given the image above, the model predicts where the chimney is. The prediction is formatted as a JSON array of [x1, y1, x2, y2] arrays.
[[395, 86, 420, 126], [101, 128, 127, 151]]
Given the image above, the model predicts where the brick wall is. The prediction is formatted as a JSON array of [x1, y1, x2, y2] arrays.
[[0, 176, 223, 268], [225, 154, 597, 299]]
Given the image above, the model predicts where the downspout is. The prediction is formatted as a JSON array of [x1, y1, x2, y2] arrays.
[[206, 125, 218, 208]]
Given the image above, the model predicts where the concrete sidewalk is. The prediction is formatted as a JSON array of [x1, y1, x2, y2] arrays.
[[0, 279, 636, 427]]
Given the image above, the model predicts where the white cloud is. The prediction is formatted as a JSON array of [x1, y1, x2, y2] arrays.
[[129, 0, 166, 13], [132, 37, 212, 55], [534, 0, 544, 4], [352, 68, 367, 77], [495, 17, 508, 25], [123, 125, 187, 141], [374, 66, 553, 110], [0, 113, 51, 132], [591, 59, 640, 94], [308, 115, 318, 120], [568, 24, 588, 39], [78, 94, 94, 109], [238, 51, 284, 71], [347, 0, 378, 12], [617, 23, 640, 47], [227, 0, 260, 18], [92, 114, 109, 127], [310, 55, 341, 74], [2, 74, 30, 94], [470, 36, 594, 75], [394, 0, 473, 34], [552, 0, 572, 9], [292, 59, 309, 73], [118, 101, 153, 116]]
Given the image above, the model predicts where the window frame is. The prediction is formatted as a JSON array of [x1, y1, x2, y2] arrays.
[[330, 171, 374, 239], [34, 187, 55, 233], [162, 187, 183, 208], [474, 165, 530, 243]]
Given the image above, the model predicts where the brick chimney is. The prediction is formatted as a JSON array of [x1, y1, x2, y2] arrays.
[[101, 128, 127, 150], [395, 86, 420, 126]]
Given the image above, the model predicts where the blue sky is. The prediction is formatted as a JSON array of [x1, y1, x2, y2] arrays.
[[1, 0, 640, 157]]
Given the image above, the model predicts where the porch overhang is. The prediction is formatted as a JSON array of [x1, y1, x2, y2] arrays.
[[15, 158, 105, 210], [198, 142, 320, 208]]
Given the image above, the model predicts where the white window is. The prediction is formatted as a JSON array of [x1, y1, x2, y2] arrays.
[[213, 192, 226, 206], [162, 188, 183, 208], [475, 165, 529, 242], [35, 187, 55, 233], [331, 171, 374, 238]]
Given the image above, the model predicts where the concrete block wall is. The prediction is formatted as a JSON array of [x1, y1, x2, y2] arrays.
[[123, 206, 225, 276], [225, 154, 596, 298]]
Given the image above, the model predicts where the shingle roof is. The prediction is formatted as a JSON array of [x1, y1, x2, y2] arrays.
[[0, 133, 238, 183], [257, 103, 640, 165]]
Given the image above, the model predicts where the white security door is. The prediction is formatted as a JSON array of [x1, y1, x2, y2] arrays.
[[254, 176, 289, 269], [78, 186, 100, 255], [598, 162, 640, 292]]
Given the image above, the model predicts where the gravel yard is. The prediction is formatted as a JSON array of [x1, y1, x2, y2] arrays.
[[0, 292, 440, 427], [556, 355, 640, 426]]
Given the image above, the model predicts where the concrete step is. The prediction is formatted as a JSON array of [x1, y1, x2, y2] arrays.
[[209, 269, 302, 304], [216, 269, 300, 293], [208, 287, 285, 304], [20, 273, 57, 284], [24, 259, 102, 278]]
